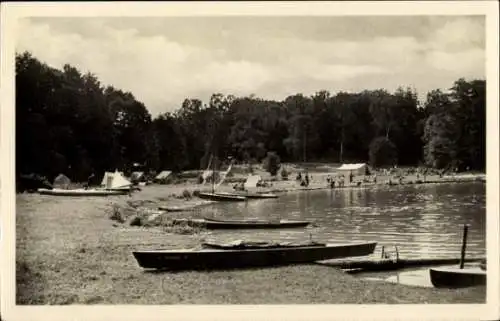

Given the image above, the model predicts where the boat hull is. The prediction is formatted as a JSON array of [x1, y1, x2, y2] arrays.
[[430, 267, 486, 288], [37, 188, 127, 196], [217, 191, 279, 199], [132, 242, 377, 270], [203, 218, 310, 229], [198, 192, 247, 202]]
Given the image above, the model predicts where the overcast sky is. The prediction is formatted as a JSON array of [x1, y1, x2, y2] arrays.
[[17, 16, 485, 116]]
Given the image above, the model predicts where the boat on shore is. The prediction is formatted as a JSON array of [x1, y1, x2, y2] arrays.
[[132, 241, 378, 270], [158, 205, 196, 212], [203, 217, 310, 229], [198, 192, 247, 202], [37, 188, 128, 196], [430, 266, 486, 288]]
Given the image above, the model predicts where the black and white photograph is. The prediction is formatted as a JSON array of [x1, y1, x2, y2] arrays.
[[1, 1, 499, 320]]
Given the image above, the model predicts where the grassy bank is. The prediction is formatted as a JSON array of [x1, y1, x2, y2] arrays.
[[16, 187, 486, 304]]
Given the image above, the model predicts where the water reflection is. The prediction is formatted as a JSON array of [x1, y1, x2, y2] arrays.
[[200, 182, 486, 259]]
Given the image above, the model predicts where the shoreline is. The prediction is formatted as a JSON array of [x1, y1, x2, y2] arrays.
[[130, 172, 486, 211], [15, 172, 486, 304]]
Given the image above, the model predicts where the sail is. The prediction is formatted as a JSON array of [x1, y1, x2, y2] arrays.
[[201, 154, 214, 184], [244, 175, 262, 190], [215, 162, 233, 188]]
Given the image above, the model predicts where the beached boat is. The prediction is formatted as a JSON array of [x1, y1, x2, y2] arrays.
[[429, 266, 486, 288], [132, 241, 377, 270], [37, 188, 127, 196], [198, 192, 246, 202], [216, 191, 279, 199], [203, 217, 310, 229], [158, 205, 195, 212]]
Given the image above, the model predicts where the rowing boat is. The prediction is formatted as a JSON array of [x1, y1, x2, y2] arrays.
[[132, 241, 377, 270], [158, 205, 195, 212], [216, 191, 279, 199], [37, 188, 128, 196], [429, 266, 486, 288], [197, 192, 247, 202], [203, 217, 310, 229]]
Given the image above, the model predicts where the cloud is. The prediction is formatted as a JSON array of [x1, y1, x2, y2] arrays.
[[17, 16, 485, 116]]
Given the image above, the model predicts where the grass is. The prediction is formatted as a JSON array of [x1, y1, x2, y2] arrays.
[[15, 186, 486, 305]]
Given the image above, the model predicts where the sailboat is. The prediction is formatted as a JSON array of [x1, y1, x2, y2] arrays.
[[198, 157, 246, 202]]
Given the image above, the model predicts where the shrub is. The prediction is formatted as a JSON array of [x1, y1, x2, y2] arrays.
[[281, 167, 289, 180], [263, 151, 281, 176], [182, 189, 192, 199]]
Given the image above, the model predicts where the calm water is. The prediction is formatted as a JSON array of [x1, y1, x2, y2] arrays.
[[197, 182, 486, 259]]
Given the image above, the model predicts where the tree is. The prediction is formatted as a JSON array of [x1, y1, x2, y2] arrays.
[[369, 136, 398, 168], [263, 151, 281, 176]]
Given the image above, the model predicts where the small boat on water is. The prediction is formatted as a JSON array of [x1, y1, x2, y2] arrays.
[[429, 266, 486, 288], [216, 191, 279, 199], [429, 225, 486, 288], [198, 192, 247, 202], [37, 188, 128, 196], [132, 241, 378, 270], [203, 217, 310, 229]]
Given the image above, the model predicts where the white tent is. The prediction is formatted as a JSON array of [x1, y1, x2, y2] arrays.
[[155, 170, 172, 180], [53, 173, 71, 189], [336, 163, 368, 176], [100, 170, 132, 189], [244, 175, 262, 190], [130, 171, 144, 181]]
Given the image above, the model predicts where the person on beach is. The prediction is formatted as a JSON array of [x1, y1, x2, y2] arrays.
[[349, 171, 353, 183], [305, 173, 309, 186], [86, 173, 95, 189]]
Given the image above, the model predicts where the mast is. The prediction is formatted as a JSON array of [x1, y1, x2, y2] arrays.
[[212, 155, 216, 194]]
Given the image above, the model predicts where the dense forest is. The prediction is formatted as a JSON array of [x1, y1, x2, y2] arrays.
[[16, 51, 486, 182]]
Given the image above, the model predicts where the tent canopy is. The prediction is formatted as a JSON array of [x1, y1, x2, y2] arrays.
[[130, 171, 144, 181], [155, 170, 172, 180], [336, 163, 368, 175], [53, 173, 71, 189], [244, 175, 262, 190], [100, 170, 132, 189]]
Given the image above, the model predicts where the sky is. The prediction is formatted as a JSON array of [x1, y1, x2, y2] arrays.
[[17, 16, 485, 116]]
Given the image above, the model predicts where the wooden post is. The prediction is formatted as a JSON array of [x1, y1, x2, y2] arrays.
[[459, 224, 469, 269], [381, 245, 385, 259]]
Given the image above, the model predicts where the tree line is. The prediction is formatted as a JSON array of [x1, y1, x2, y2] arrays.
[[16, 51, 486, 182]]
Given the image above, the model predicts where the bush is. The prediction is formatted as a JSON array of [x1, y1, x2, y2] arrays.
[[281, 167, 289, 180], [369, 136, 398, 168], [263, 151, 281, 176], [182, 189, 192, 199]]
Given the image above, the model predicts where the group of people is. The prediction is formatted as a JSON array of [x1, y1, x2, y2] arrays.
[[296, 172, 310, 187], [326, 173, 350, 188]]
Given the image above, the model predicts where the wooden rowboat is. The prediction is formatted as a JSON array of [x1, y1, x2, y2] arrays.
[[216, 191, 279, 199], [132, 241, 377, 270], [37, 188, 128, 196], [198, 192, 247, 202], [203, 217, 310, 229], [430, 267, 486, 288]]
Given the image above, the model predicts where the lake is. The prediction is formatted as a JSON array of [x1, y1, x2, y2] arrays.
[[198, 182, 486, 259]]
